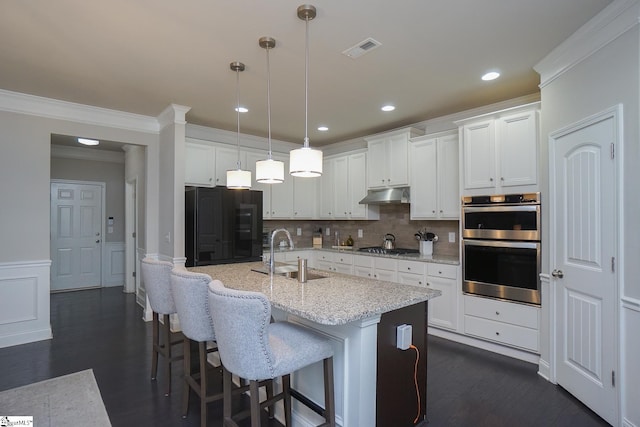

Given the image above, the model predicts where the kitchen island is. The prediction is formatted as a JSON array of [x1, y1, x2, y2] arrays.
[[190, 261, 441, 427]]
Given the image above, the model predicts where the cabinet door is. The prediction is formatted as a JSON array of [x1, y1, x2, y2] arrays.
[[410, 138, 438, 219], [333, 156, 349, 218], [387, 134, 410, 186], [426, 275, 458, 331], [185, 143, 215, 186], [319, 159, 334, 219], [293, 176, 317, 219], [348, 152, 368, 218], [437, 134, 460, 218], [215, 146, 242, 186], [268, 154, 293, 218], [398, 272, 426, 287], [496, 110, 538, 188], [246, 151, 272, 218], [374, 269, 397, 282], [354, 265, 373, 278], [367, 138, 387, 188], [463, 119, 495, 190]]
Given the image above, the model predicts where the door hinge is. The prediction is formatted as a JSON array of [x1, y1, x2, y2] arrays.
[[132, 271, 136, 278], [611, 143, 615, 159], [612, 370, 615, 387], [611, 257, 615, 273], [132, 232, 136, 238]]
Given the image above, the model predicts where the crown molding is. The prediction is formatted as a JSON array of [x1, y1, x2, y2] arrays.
[[535, 0, 640, 88], [51, 144, 125, 164], [185, 123, 298, 153], [157, 104, 191, 128]]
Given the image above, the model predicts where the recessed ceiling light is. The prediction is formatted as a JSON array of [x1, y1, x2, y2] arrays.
[[317, 126, 329, 132], [78, 137, 99, 146], [235, 107, 248, 113], [481, 71, 500, 81], [381, 105, 395, 112]]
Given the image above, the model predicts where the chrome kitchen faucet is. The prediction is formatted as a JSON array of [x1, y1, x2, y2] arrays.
[[269, 228, 294, 274]]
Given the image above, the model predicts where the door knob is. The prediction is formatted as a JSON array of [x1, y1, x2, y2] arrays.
[[96, 239, 101, 244], [551, 269, 564, 278]]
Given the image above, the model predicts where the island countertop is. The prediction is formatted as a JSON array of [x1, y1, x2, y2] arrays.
[[189, 261, 441, 326]]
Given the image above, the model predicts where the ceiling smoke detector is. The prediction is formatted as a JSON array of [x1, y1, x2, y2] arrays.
[[342, 37, 382, 59]]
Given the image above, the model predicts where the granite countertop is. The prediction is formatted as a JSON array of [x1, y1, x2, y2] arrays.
[[190, 261, 441, 326], [272, 246, 460, 265]]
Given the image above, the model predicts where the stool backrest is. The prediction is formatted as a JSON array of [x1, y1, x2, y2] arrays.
[[170, 269, 216, 343], [207, 280, 274, 380], [140, 258, 175, 315]]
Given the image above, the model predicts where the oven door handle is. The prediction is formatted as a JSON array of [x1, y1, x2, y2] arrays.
[[462, 205, 539, 213], [463, 239, 539, 250]]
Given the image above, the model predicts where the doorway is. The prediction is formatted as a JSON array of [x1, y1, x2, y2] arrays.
[[549, 106, 620, 425], [50, 180, 104, 291]]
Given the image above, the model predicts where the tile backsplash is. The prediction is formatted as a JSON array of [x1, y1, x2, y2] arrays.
[[266, 204, 460, 257]]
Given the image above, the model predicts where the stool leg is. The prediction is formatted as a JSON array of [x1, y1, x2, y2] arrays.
[[249, 380, 261, 427], [223, 367, 233, 425], [282, 374, 292, 427], [162, 314, 172, 396], [181, 338, 191, 418], [266, 380, 275, 419], [151, 312, 159, 381], [323, 357, 336, 427], [199, 341, 207, 427]]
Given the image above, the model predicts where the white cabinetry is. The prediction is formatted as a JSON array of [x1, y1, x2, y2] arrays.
[[314, 252, 353, 274], [293, 176, 317, 219], [463, 295, 539, 352], [365, 128, 424, 189], [397, 260, 426, 287], [409, 131, 459, 219], [246, 152, 294, 219], [372, 257, 397, 282], [319, 152, 378, 220], [425, 264, 459, 331], [185, 141, 242, 187], [456, 103, 539, 196]]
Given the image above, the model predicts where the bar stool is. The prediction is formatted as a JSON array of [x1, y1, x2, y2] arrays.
[[207, 279, 336, 427], [140, 258, 183, 396]]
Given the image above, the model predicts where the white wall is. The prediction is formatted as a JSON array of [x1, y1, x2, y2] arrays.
[[535, 1, 640, 425]]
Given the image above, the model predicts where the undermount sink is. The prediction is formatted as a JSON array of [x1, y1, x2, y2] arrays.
[[251, 265, 326, 281]]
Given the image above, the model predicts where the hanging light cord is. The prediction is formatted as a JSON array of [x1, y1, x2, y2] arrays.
[[235, 67, 242, 169], [266, 45, 273, 160], [303, 14, 310, 148]]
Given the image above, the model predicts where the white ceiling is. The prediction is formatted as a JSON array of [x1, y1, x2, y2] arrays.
[[1, 1, 611, 147]]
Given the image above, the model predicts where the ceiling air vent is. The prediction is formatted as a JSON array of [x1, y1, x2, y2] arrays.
[[342, 37, 382, 59]]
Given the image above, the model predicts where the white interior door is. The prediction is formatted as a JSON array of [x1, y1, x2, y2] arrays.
[[551, 112, 618, 425], [50, 181, 103, 291]]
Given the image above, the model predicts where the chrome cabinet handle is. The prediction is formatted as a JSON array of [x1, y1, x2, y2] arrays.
[[551, 269, 564, 278]]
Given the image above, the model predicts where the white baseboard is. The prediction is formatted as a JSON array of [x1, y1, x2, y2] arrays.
[[0, 260, 53, 348]]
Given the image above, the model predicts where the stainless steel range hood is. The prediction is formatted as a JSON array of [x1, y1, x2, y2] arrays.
[[358, 187, 410, 205]]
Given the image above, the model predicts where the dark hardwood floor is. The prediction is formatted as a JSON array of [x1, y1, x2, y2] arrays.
[[0, 287, 609, 427]]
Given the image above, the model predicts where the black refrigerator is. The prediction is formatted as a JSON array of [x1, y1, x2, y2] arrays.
[[185, 186, 263, 267]]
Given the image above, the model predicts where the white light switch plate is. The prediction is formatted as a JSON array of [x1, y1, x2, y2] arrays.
[[358, 229, 363, 238], [296, 227, 302, 236], [449, 232, 456, 243], [326, 228, 331, 236]]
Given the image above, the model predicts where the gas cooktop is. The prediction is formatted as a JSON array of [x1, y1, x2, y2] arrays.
[[358, 247, 420, 255]]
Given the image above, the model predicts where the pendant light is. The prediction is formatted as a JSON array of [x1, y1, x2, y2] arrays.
[[256, 36, 285, 184], [226, 61, 252, 189], [289, 4, 323, 178]]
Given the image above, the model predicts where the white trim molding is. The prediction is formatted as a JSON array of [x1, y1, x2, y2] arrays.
[[0, 260, 53, 348], [51, 144, 125, 164]]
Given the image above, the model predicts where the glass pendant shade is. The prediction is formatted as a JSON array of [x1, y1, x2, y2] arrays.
[[226, 169, 252, 189], [290, 146, 322, 177], [256, 158, 285, 183]]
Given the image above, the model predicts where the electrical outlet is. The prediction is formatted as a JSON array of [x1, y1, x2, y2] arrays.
[[296, 227, 302, 236], [396, 324, 412, 350], [358, 229, 363, 238], [449, 232, 456, 243], [326, 227, 331, 236]]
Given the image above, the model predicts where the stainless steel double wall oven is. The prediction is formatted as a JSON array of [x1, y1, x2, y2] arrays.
[[461, 193, 541, 305]]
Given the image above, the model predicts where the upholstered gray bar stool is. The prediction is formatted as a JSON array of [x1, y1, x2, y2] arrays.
[[207, 279, 336, 427], [140, 258, 183, 397], [169, 269, 222, 427]]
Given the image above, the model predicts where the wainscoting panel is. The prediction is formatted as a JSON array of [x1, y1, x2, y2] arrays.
[[622, 297, 640, 427], [0, 260, 52, 348], [103, 242, 125, 287]]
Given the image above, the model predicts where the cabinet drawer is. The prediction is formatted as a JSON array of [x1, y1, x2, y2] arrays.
[[316, 252, 333, 262], [353, 255, 374, 268], [397, 260, 426, 275], [463, 295, 538, 329], [464, 315, 538, 352], [334, 253, 353, 265], [426, 263, 457, 279], [374, 257, 397, 271], [397, 272, 426, 288]]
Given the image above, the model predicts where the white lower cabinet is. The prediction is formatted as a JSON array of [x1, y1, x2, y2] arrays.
[[397, 260, 426, 287], [372, 257, 397, 282], [425, 264, 459, 331], [463, 294, 539, 352], [353, 255, 374, 278]]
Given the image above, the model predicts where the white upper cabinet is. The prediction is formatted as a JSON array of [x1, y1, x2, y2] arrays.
[[456, 103, 540, 196], [409, 131, 459, 219], [185, 141, 245, 187], [319, 152, 378, 220], [246, 151, 293, 219], [365, 128, 424, 189], [293, 175, 317, 219]]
